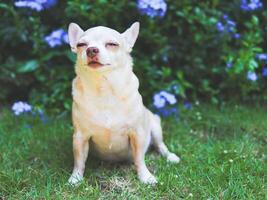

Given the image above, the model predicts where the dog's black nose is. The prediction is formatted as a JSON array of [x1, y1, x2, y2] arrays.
[[86, 47, 99, 58]]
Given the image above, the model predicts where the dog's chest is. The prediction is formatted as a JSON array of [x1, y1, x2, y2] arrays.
[[72, 74, 141, 160], [72, 74, 141, 129]]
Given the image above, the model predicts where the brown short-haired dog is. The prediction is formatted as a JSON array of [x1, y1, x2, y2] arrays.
[[68, 22, 180, 185]]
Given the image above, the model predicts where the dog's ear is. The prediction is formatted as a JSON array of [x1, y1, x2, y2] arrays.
[[68, 23, 84, 53], [122, 22, 140, 52]]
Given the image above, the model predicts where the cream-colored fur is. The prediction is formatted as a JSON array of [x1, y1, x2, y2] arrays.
[[67, 22, 180, 185]]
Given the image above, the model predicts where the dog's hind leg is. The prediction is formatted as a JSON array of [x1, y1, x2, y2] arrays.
[[150, 114, 180, 163]]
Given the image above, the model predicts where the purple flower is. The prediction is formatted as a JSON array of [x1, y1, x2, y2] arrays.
[[257, 53, 267, 61], [216, 22, 225, 32], [161, 54, 168, 62], [172, 84, 179, 92], [241, 0, 263, 11], [153, 90, 177, 109], [25, 124, 32, 129], [153, 93, 166, 108], [223, 15, 229, 20], [44, 29, 68, 48], [262, 67, 267, 77], [234, 33, 241, 39], [159, 91, 177, 104], [62, 33, 69, 43], [15, 0, 57, 12], [216, 15, 240, 39], [247, 71, 258, 81], [137, 0, 167, 18], [226, 61, 233, 68], [15, 1, 43, 11], [38, 110, 49, 123], [225, 18, 236, 33], [153, 91, 177, 108], [153, 90, 178, 117], [11, 101, 32, 115], [41, 0, 57, 9], [184, 101, 192, 110], [157, 107, 177, 117], [227, 20, 236, 28]]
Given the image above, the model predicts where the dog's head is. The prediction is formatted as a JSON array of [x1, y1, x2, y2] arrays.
[[68, 22, 139, 70]]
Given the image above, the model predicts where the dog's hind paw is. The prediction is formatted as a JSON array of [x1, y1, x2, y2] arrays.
[[139, 173, 158, 185], [167, 153, 180, 163]]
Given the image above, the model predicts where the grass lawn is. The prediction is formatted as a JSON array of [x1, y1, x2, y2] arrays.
[[0, 104, 266, 199]]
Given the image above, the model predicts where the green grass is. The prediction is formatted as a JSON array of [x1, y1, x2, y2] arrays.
[[0, 104, 266, 199]]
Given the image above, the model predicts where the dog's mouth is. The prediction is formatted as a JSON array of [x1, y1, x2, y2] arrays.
[[87, 61, 110, 69], [88, 61, 103, 68]]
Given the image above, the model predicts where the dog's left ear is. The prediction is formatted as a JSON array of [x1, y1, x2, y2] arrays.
[[122, 22, 140, 52]]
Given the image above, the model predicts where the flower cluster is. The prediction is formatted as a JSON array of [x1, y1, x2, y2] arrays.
[[257, 53, 267, 77], [216, 15, 240, 39], [14, 0, 57, 12], [247, 71, 258, 81], [153, 91, 177, 117], [226, 61, 233, 69], [11, 101, 49, 124], [262, 67, 267, 77], [184, 101, 192, 110], [137, 0, 167, 18], [240, 0, 263, 11], [44, 29, 68, 48], [257, 53, 267, 61], [229, 53, 267, 80], [12, 101, 32, 115]]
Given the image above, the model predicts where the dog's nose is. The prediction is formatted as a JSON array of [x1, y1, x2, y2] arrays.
[[86, 47, 99, 58]]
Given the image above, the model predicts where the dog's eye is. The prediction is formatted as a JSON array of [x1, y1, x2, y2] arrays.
[[106, 42, 119, 47], [77, 43, 87, 48]]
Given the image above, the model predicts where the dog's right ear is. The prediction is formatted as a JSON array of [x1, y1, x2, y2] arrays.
[[122, 22, 140, 52], [68, 23, 84, 53]]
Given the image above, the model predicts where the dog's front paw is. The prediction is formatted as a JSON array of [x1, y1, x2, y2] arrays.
[[139, 173, 157, 185], [68, 173, 83, 186], [167, 153, 180, 163]]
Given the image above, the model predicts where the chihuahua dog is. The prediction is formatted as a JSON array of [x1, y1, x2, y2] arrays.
[[67, 22, 180, 185]]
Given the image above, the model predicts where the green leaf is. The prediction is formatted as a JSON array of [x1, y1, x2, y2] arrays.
[[66, 51, 76, 63], [252, 15, 259, 25], [98, 0, 108, 4], [211, 97, 219, 105], [208, 17, 217, 25], [41, 51, 64, 61], [17, 60, 39, 73], [248, 59, 258, 70], [162, 67, 171, 77], [252, 47, 262, 53], [0, 3, 8, 9]]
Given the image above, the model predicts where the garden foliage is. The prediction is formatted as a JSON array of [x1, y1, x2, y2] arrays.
[[1, 0, 267, 112]]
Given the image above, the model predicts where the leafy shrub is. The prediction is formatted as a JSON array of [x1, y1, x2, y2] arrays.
[[1, 0, 267, 112]]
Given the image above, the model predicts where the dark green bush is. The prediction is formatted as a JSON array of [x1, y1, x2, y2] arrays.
[[1, 0, 267, 112]]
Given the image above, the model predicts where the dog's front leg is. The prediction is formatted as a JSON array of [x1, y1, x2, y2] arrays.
[[129, 130, 157, 184], [68, 132, 89, 186]]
